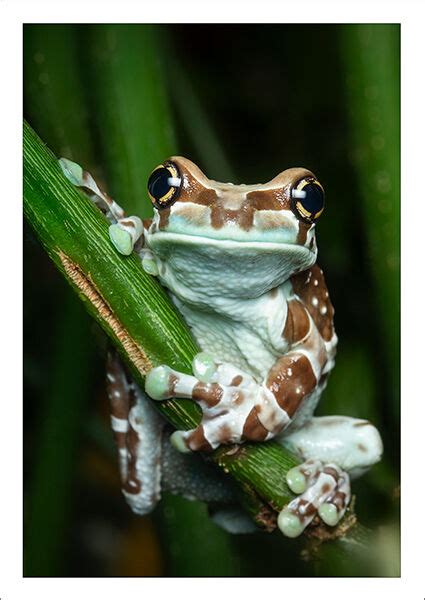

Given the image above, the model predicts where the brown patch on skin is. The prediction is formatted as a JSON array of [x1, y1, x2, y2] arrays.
[[242, 407, 269, 441], [332, 491, 347, 510], [269, 287, 278, 298], [192, 382, 223, 407], [323, 466, 339, 482], [266, 353, 317, 417], [194, 189, 219, 206], [283, 299, 311, 344], [142, 218, 153, 229], [59, 252, 152, 375], [246, 189, 286, 211], [107, 352, 130, 419], [167, 373, 179, 397], [232, 391, 245, 406], [210, 202, 256, 231], [158, 207, 170, 229], [231, 375, 243, 386], [353, 421, 371, 427], [294, 498, 317, 521], [321, 483, 332, 495], [296, 221, 310, 245], [187, 425, 213, 452], [217, 424, 234, 444], [357, 443, 368, 453], [119, 218, 136, 228], [291, 264, 335, 342]]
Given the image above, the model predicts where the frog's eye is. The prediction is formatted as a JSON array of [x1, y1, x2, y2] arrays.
[[290, 177, 325, 223], [147, 161, 182, 209]]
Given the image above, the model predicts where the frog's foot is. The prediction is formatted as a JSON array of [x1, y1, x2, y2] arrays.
[[145, 352, 284, 452], [59, 157, 144, 255], [278, 460, 351, 538]]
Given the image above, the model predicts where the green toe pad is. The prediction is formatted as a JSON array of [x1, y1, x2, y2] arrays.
[[109, 224, 133, 256], [318, 503, 339, 527], [59, 158, 84, 186], [192, 352, 216, 382], [170, 431, 191, 454], [277, 509, 304, 538], [286, 467, 307, 494], [145, 366, 172, 400]]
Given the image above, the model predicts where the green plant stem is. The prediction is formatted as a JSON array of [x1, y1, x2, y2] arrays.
[[24, 120, 373, 556], [82, 25, 176, 217]]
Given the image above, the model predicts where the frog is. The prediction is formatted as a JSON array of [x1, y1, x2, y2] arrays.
[[59, 156, 383, 538]]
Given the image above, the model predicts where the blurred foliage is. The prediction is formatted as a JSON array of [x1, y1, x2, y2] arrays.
[[24, 24, 399, 576]]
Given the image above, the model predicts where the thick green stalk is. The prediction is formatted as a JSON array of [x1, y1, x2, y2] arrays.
[[24, 121, 376, 560], [340, 25, 400, 423], [81, 25, 176, 217]]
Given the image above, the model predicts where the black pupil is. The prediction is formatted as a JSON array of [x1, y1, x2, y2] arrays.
[[148, 167, 173, 201], [300, 182, 324, 214]]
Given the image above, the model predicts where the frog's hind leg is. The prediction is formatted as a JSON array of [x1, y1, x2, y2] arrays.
[[276, 416, 383, 537], [59, 158, 144, 255], [106, 352, 164, 515]]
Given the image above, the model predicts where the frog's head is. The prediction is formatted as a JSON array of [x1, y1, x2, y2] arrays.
[[145, 157, 325, 299]]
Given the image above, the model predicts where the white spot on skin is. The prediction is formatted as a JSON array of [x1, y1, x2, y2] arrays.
[[312, 297, 319, 307], [287, 368, 293, 377], [313, 279, 319, 286], [320, 305, 328, 315]]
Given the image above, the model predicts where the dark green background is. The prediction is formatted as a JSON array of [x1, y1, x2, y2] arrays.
[[24, 24, 400, 576]]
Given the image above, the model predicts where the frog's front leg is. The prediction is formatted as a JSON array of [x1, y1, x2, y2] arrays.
[[145, 351, 313, 453], [276, 416, 383, 537], [107, 352, 240, 516], [59, 158, 145, 256]]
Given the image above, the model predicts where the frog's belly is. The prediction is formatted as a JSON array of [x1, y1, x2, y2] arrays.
[[179, 309, 278, 380]]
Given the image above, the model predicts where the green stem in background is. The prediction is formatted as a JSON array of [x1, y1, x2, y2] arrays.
[[168, 57, 236, 182], [24, 25, 96, 168], [24, 121, 379, 569], [24, 295, 94, 576], [339, 25, 400, 425], [81, 25, 176, 217]]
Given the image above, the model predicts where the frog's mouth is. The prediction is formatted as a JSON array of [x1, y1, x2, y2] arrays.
[[147, 230, 317, 299], [148, 229, 314, 254]]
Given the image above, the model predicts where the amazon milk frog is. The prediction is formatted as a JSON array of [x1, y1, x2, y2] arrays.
[[60, 156, 383, 537]]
